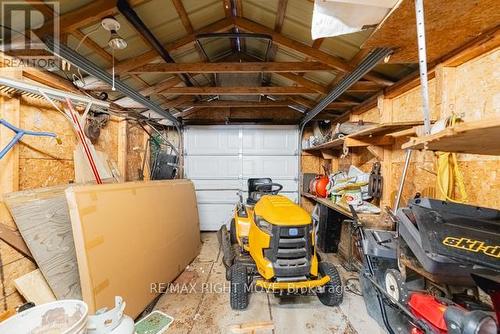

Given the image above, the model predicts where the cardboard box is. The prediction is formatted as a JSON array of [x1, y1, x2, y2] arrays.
[[66, 180, 200, 318]]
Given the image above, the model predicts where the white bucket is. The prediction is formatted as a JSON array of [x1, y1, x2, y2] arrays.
[[0, 300, 88, 334]]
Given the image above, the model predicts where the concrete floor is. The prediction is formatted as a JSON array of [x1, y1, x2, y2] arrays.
[[155, 233, 386, 334]]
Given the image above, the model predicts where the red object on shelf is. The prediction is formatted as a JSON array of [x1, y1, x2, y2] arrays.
[[309, 175, 329, 198], [408, 293, 450, 334]]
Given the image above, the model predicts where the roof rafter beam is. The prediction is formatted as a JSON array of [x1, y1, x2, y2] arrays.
[[114, 17, 233, 74], [130, 62, 334, 73], [233, 17, 393, 86], [162, 86, 315, 95]]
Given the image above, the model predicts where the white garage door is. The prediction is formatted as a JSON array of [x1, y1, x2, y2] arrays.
[[184, 125, 299, 231]]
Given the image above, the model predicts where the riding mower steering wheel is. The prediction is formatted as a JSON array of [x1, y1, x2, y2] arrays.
[[255, 183, 283, 195]]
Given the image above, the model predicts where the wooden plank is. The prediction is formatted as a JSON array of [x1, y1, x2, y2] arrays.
[[117, 120, 127, 181], [14, 269, 56, 305], [0, 224, 33, 260], [184, 100, 294, 108], [345, 135, 394, 147], [161, 86, 315, 95], [130, 62, 334, 73], [275, 0, 288, 32], [65, 180, 201, 317], [402, 117, 500, 155], [172, 0, 194, 33], [362, 0, 500, 63], [3, 185, 82, 300]]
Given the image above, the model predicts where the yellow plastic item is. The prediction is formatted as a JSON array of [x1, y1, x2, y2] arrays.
[[255, 275, 330, 290], [436, 115, 467, 203]]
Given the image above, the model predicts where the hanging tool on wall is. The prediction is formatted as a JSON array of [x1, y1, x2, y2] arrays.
[[65, 98, 103, 184], [0, 119, 61, 160], [368, 162, 383, 199]]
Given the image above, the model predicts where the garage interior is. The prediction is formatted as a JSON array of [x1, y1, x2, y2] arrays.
[[0, 0, 499, 333]]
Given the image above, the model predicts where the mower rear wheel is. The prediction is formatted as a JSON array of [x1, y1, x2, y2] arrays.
[[316, 262, 344, 306], [384, 269, 408, 305], [230, 264, 249, 310]]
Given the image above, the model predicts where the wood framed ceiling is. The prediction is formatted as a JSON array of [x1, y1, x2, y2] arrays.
[[21, 0, 415, 124]]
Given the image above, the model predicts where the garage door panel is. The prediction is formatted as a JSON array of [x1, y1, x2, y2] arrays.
[[242, 127, 298, 155], [197, 204, 234, 231], [184, 156, 240, 178], [191, 179, 241, 191], [196, 190, 239, 204], [185, 127, 240, 155], [185, 125, 299, 231], [242, 156, 298, 179]]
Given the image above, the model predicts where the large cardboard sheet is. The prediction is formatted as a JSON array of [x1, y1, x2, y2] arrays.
[[65, 180, 200, 317]]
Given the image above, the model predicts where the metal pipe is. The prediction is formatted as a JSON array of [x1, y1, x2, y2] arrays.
[[393, 149, 412, 212], [43, 36, 180, 127], [117, 0, 193, 87], [300, 48, 392, 126]]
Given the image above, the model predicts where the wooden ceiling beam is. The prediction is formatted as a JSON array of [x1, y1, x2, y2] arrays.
[[233, 17, 393, 86], [172, 0, 194, 33], [130, 62, 333, 73], [35, 0, 147, 37], [171, 0, 209, 62], [276, 73, 328, 94], [115, 18, 233, 73], [275, 0, 288, 32], [176, 100, 296, 108], [161, 86, 315, 95], [311, 38, 324, 49]]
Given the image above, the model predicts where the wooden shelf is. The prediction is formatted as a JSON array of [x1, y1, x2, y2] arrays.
[[303, 121, 422, 154], [402, 118, 500, 156], [301, 193, 380, 219]]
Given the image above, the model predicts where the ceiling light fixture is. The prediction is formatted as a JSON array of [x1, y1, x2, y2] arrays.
[[101, 17, 127, 91], [101, 17, 127, 50]]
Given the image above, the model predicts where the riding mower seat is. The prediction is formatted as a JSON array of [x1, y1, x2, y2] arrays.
[[246, 178, 272, 206]]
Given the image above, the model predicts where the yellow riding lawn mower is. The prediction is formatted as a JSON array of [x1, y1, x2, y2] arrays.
[[218, 178, 344, 310]]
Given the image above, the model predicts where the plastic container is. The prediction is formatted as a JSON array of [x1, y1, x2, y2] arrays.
[[0, 300, 88, 334]]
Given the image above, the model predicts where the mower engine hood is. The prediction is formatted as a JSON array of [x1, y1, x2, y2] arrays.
[[255, 195, 311, 226]]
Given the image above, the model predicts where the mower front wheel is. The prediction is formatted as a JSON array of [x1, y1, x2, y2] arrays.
[[230, 264, 250, 310], [384, 269, 408, 305], [316, 262, 344, 306]]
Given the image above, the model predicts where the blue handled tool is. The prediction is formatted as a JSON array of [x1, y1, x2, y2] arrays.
[[0, 118, 61, 160]]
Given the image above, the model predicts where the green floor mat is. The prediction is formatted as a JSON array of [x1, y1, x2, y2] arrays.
[[135, 311, 174, 334]]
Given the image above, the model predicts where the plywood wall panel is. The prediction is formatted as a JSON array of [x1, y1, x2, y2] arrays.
[[454, 49, 500, 121], [0, 290, 25, 312], [391, 79, 438, 123], [94, 119, 119, 163], [18, 104, 76, 160], [0, 257, 36, 298], [126, 125, 146, 181], [19, 159, 74, 190], [0, 241, 25, 266]]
